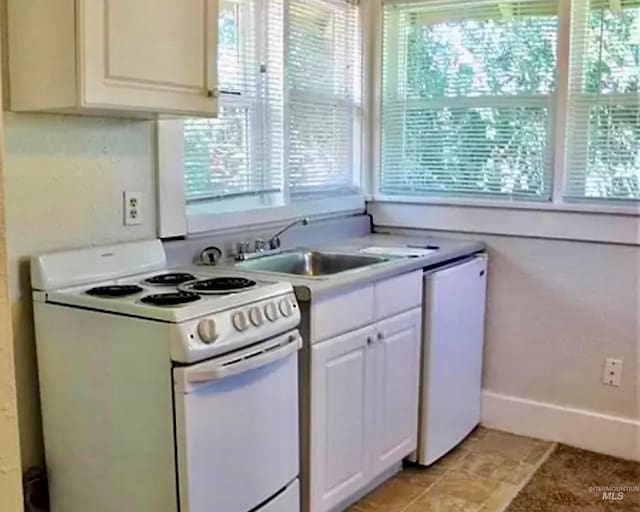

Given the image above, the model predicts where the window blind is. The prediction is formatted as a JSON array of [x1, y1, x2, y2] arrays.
[[183, 0, 283, 203], [565, 0, 640, 201], [287, 0, 362, 198], [381, 0, 559, 200]]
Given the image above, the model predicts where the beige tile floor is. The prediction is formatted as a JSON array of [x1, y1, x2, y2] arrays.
[[349, 428, 554, 512]]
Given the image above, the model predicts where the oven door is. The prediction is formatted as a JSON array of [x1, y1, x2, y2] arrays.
[[173, 331, 301, 512]]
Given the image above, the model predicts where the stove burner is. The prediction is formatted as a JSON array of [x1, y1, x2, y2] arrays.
[[86, 285, 143, 298], [140, 292, 201, 307], [144, 272, 197, 286], [184, 277, 257, 294]]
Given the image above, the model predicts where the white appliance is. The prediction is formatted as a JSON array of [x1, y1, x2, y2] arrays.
[[416, 255, 488, 466], [31, 239, 302, 512]]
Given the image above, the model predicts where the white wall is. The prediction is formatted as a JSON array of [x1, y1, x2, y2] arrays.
[[372, 203, 640, 458], [0, 117, 23, 512], [4, 112, 157, 470], [0, 313, 22, 511]]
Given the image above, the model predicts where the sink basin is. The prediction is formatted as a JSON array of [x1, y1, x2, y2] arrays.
[[235, 251, 389, 277]]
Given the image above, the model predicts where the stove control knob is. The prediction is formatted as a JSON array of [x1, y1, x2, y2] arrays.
[[264, 302, 279, 322], [249, 307, 264, 327], [197, 319, 219, 344], [232, 311, 249, 332], [279, 298, 294, 318]]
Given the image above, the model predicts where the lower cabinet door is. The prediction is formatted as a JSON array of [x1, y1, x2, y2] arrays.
[[371, 308, 422, 477], [310, 326, 375, 512]]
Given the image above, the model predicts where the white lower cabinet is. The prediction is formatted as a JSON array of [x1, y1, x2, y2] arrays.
[[371, 309, 422, 478], [310, 325, 375, 512], [310, 308, 422, 512]]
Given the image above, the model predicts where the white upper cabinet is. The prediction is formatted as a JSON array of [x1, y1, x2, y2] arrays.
[[8, 0, 219, 118]]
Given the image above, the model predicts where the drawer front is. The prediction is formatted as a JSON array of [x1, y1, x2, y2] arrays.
[[374, 271, 423, 320], [312, 285, 374, 343]]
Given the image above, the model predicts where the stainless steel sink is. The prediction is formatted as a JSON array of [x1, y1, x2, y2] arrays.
[[235, 251, 389, 277]]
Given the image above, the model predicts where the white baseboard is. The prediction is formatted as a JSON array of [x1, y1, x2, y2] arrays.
[[481, 390, 640, 462]]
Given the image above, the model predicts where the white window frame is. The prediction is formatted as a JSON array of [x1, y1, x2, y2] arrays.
[[157, 0, 366, 238], [380, 5, 557, 202], [371, 0, 640, 218], [563, 0, 640, 203], [287, 0, 364, 200]]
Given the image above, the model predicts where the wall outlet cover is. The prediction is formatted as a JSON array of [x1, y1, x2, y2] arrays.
[[124, 191, 142, 226], [603, 358, 622, 387]]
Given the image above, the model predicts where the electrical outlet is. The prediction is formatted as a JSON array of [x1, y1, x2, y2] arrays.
[[123, 191, 142, 226], [603, 358, 623, 387]]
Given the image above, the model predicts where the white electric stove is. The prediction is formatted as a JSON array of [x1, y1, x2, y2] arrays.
[[32, 239, 302, 512]]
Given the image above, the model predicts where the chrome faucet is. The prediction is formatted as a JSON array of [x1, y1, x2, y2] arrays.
[[234, 217, 310, 261], [268, 218, 309, 250]]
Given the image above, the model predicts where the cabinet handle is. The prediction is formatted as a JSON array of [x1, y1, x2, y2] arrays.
[[377, 332, 384, 341], [366, 337, 374, 345], [207, 89, 218, 99]]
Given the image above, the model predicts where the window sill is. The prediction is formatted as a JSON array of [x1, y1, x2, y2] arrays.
[[368, 196, 640, 245], [187, 194, 366, 235], [372, 194, 640, 217]]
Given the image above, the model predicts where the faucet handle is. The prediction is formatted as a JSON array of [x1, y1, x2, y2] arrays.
[[254, 238, 266, 252], [269, 237, 281, 250], [236, 241, 250, 256]]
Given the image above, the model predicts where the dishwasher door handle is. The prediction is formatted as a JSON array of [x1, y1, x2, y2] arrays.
[[177, 332, 302, 388]]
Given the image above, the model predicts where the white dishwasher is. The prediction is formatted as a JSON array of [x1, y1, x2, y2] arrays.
[[416, 255, 488, 466]]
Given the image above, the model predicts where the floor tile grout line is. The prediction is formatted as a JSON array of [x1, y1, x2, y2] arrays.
[[352, 430, 557, 512], [487, 442, 558, 512], [398, 460, 463, 512], [435, 439, 556, 512], [399, 449, 473, 512], [482, 442, 556, 511], [397, 478, 439, 512]]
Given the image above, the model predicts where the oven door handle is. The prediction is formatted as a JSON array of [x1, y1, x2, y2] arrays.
[[182, 333, 302, 385]]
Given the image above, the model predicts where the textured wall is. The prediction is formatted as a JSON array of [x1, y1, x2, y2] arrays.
[[0, 223, 22, 510], [0, 0, 159, 480], [0, 258, 22, 511], [477, 234, 638, 417], [0, 118, 23, 512], [4, 112, 157, 470], [380, 226, 640, 420], [1, 6, 24, 508]]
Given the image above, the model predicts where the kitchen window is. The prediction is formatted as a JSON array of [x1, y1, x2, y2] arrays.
[[378, 0, 639, 208], [183, 0, 282, 211], [565, 0, 640, 202], [158, 0, 363, 236], [288, 0, 363, 200]]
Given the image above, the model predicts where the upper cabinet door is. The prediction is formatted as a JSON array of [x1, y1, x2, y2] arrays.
[[79, 0, 218, 115], [8, 0, 218, 117], [371, 308, 422, 478], [310, 326, 375, 512]]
